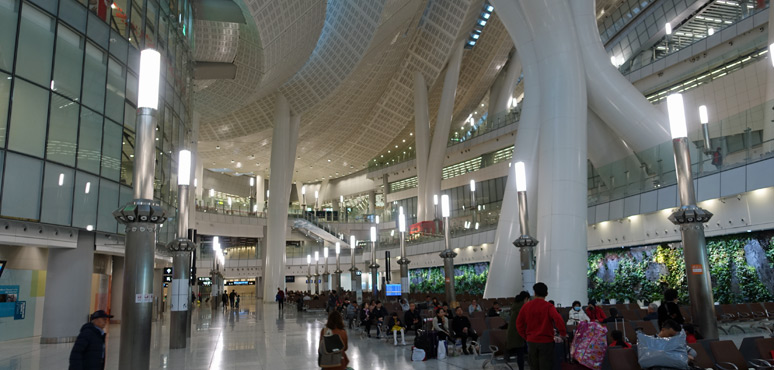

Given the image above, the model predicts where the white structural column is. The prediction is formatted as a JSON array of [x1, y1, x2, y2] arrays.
[[489, 51, 522, 116], [522, 0, 588, 306], [764, 4, 774, 153], [587, 109, 642, 190], [255, 175, 265, 212], [484, 0, 539, 298], [570, 0, 669, 153], [262, 94, 297, 301], [414, 71, 431, 222], [40, 231, 95, 343], [424, 40, 465, 215]]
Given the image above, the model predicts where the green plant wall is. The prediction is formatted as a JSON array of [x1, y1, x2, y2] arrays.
[[587, 232, 774, 304], [409, 262, 489, 295]]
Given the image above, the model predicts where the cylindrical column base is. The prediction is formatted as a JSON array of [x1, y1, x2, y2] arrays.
[[680, 224, 719, 339], [370, 265, 380, 298], [399, 262, 410, 300], [440, 250, 457, 308], [168, 248, 193, 349], [118, 223, 157, 370]]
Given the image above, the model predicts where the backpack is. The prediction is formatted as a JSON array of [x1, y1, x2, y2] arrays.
[[318, 328, 344, 368]]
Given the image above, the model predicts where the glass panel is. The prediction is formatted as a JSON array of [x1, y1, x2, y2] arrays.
[[1, 152, 42, 220], [59, 0, 87, 33], [82, 42, 107, 113], [40, 163, 74, 225], [77, 107, 103, 173], [0, 71, 10, 147], [123, 101, 135, 130], [126, 71, 137, 105], [97, 179, 118, 232], [16, 5, 55, 87], [8, 79, 49, 157], [120, 128, 134, 186], [101, 119, 121, 180], [0, 0, 19, 72], [47, 93, 79, 165], [52, 24, 84, 101], [71, 171, 98, 229], [105, 58, 125, 122], [109, 0, 129, 37], [86, 12, 109, 48]]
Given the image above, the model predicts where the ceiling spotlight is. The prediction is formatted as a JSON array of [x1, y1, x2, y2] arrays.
[[216, 145, 220, 149], [230, 160, 234, 163], [327, 159, 331, 162]]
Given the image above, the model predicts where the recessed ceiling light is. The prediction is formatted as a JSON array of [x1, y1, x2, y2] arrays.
[[216, 145, 220, 149], [327, 159, 331, 162], [230, 160, 235, 163], [402, 139, 405, 142], [395, 145, 398, 148], [410, 133, 413, 136], [388, 150, 391, 153]]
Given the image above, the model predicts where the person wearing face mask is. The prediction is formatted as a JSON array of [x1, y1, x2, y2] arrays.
[[566, 300, 590, 326]]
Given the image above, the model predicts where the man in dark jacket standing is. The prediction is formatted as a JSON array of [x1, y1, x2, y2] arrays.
[[69, 310, 113, 370]]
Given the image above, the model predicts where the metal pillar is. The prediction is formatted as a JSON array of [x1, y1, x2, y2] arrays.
[[669, 137, 718, 339], [397, 230, 410, 300], [323, 255, 330, 293], [307, 261, 312, 294], [439, 216, 457, 308], [114, 107, 167, 370], [334, 250, 342, 293], [166, 184, 195, 349], [314, 260, 320, 295], [370, 241, 380, 298]]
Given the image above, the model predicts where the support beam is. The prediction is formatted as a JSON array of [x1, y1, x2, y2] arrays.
[[414, 72, 431, 222]]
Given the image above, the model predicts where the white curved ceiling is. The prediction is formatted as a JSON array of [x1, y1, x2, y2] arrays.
[[194, 0, 516, 184]]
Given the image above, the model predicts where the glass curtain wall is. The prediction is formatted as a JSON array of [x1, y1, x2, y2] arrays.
[[0, 0, 193, 243]]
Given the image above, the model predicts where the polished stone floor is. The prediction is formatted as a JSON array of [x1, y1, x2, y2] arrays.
[[0, 301, 490, 370]]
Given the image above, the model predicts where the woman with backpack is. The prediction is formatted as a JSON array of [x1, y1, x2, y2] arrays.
[[319, 311, 349, 370]]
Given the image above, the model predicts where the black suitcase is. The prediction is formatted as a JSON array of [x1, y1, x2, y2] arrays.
[[414, 330, 439, 359]]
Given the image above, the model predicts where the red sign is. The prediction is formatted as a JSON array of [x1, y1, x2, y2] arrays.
[[691, 264, 703, 275]]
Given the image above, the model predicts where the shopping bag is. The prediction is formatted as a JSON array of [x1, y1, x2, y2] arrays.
[[411, 346, 426, 361], [437, 340, 447, 359], [637, 331, 689, 369], [570, 321, 608, 370]]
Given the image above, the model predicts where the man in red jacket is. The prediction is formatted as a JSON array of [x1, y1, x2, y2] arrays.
[[516, 282, 567, 370]]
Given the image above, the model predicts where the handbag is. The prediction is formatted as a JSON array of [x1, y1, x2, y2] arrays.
[[318, 328, 345, 368]]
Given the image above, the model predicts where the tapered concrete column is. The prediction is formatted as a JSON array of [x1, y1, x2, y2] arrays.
[[764, 4, 774, 153], [368, 191, 376, 215], [425, 40, 465, 215], [262, 94, 299, 301], [110, 256, 124, 323], [414, 72, 431, 221], [570, 0, 669, 154], [587, 109, 642, 191], [521, 0, 588, 306], [485, 0, 539, 298], [490, 51, 522, 116], [40, 231, 95, 343], [255, 175, 265, 212]]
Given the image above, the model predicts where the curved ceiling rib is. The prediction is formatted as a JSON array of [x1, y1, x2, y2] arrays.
[[195, 0, 515, 184], [194, 0, 327, 129]]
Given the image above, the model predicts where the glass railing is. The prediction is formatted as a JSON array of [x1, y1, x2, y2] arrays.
[[624, 2, 768, 73], [367, 106, 521, 172], [284, 207, 501, 259], [195, 203, 262, 217], [588, 99, 774, 206]]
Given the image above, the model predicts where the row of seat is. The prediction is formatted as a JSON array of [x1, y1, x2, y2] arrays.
[[607, 337, 774, 370]]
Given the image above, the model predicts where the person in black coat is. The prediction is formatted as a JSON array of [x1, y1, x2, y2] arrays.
[[404, 303, 422, 334], [452, 307, 479, 355], [69, 310, 113, 370], [658, 288, 685, 329]]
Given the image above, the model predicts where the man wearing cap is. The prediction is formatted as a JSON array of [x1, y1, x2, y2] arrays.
[[69, 310, 113, 370]]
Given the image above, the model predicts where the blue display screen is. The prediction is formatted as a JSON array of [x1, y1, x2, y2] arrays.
[[385, 284, 401, 296]]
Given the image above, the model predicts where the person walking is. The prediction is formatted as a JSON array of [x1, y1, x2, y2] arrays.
[[221, 290, 228, 309], [276, 288, 285, 310], [516, 282, 567, 370], [319, 310, 349, 370], [228, 289, 237, 308], [507, 291, 531, 370], [69, 310, 113, 370]]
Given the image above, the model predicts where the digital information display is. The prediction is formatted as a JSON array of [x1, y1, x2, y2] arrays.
[[225, 281, 255, 286], [385, 284, 401, 297], [0, 261, 5, 279], [285, 276, 295, 283]]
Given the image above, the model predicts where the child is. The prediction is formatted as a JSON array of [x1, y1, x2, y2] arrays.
[[387, 312, 406, 346], [608, 330, 631, 349]]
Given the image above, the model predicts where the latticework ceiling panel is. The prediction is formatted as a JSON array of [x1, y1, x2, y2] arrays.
[[196, 0, 515, 184]]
